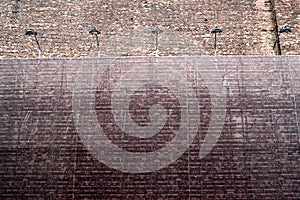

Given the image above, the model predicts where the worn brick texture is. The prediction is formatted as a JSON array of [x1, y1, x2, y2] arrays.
[[0, 56, 300, 199], [274, 0, 300, 55], [0, 0, 299, 58]]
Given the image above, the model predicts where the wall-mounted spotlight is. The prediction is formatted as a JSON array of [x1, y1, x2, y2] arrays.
[[152, 27, 163, 57], [273, 25, 291, 55], [25, 29, 42, 59], [211, 26, 222, 56], [279, 25, 292, 33], [89, 27, 101, 60]]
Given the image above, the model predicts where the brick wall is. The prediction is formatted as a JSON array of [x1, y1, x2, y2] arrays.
[[0, 0, 299, 58], [1, 56, 300, 199]]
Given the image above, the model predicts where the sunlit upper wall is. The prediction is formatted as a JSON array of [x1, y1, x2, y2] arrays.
[[0, 0, 299, 58]]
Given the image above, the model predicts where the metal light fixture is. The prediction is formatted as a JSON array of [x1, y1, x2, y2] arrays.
[[279, 25, 292, 33], [89, 27, 101, 60], [152, 27, 163, 57], [273, 25, 292, 55], [211, 26, 222, 56], [25, 29, 42, 58]]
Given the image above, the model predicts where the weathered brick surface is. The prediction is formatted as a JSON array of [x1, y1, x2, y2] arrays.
[[0, 0, 299, 58], [274, 0, 300, 55], [0, 56, 300, 199]]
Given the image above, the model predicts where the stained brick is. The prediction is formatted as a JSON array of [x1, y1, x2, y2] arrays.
[[0, 57, 300, 199]]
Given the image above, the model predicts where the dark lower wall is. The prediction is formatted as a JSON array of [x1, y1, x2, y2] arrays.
[[0, 56, 300, 199]]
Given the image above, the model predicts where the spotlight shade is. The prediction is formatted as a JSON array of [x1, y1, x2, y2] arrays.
[[152, 27, 163, 34], [279, 25, 291, 33], [89, 27, 100, 35], [211, 27, 222, 33], [25, 29, 37, 36]]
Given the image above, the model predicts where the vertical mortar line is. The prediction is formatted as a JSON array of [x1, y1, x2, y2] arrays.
[[271, 55, 276, 96], [119, 61, 126, 135], [52, 63, 58, 189], [21, 63, 28, 144], [152, 56, 159, 196], [119, 58, 129, 167], [241, 58, 253, 198], [23, 64, 27, 99], [71, 62, 82, 200], [108, 59, 111, 86], [274, 56, 279, 140], [72, 133, 78, 200], [239, 58, 249, 198], [237, 58, 246, 191], [14, 64, 19, 142], [34, 59, 40, 90], [53, 66, 58, 152], [149, 57, 153, 85], [298, 56, 300, 142], [194, 57, 200, 199], [115, 60, 124, 190], [296, 57, 300, 142], [13, 66, 19, 95], [241, 60, 247, 139], [60, 65, 65, 107], [287, 57, 300, 142], [271, 56, 282, 196], [12, 62, 22, 175], [20, 61, 30, 187], [195, 58, 201, 160], [185, 58, 191, 200], [115, 60, 125, 175]]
